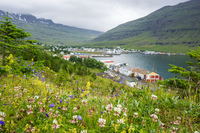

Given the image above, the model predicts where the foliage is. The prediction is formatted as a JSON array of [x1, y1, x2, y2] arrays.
[[159, 47, 200, 102], [0, 12, 35, 66]]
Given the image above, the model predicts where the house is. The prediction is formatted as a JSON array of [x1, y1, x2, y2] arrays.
[[62, 55, 70, 61], [100, 60, 114, 68], [119, 66, 133, 76], [146, 72, 161, 82], [132, 67, 149, 80]]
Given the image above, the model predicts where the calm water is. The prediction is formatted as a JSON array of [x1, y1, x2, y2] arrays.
[[93, 53, 192, 79]]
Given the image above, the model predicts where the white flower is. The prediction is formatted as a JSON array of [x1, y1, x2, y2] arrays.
[[34, 95, 39, 99], [98, 118, 106, 127], [117, 119, 124, 124], [151, 94, 158, 100], [134, 112, 138, 118], [114, 107, 121, 114], [53, 119, 58, 124], [0, 93, 1, 96], [155, 108, 159, 114], [105, 104, 113, 111], [117, 104, 122, 109], [81, 130, 87, 133]]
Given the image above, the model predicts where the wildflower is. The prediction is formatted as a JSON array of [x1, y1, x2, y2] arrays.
[[98, 118, 106, 127], [62, 106, 67, 111], [170, 127, 178, 133], [69, 95, 74, 99], [52, 119, 60, 129], [81, 130, 87, 133], [73, 107, 78, 112], [59, 99, 62, 103], [78, 115, 82, 121], [45, 113, 49, 118], [117, 119, 124, 124], [161, 123, 165, 129], [123, 113, 127, 118], [70, 115, 78, 123], [150, 114, 158, 122], [82, 100, 87, 106], [34, 95, 39, 99], [117, 104, 122, 109], [133, 112, 138, 118], [0, 120, 5, 126], [105, 103, 113, 111], [49, 103, 55, 108], [155, 108, 159, 114], [123, 108, 127, 113], [151, 94, 158, 100], [114, 107, 121, 116], [171, 120, 179, 125]]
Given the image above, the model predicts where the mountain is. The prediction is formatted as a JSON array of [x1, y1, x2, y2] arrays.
[[91, 0, 200, 53], [0, 10, 103, 45]]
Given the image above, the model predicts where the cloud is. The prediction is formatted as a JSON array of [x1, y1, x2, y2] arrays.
[[0, 0, 189, 31]]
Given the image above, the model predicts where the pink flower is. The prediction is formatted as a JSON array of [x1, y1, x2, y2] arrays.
[[133, 112, 138, 118], [105, 104, 113, 111], [98, 118, 106, 127]]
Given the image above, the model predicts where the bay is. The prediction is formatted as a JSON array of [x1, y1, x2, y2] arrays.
[[93, 53, 192, 79]]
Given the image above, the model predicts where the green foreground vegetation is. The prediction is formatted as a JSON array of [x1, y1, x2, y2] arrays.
[[0, 12, 200, 133]]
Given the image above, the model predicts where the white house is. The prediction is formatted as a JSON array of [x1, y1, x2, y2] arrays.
[[132, 67, 149, 80], [119, 66, 133, 76]]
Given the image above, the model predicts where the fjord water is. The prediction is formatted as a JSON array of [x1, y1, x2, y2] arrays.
[[93, 53, 192, 79]]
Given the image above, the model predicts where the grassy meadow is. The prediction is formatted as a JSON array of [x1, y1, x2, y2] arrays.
[[0, 54, 199, 133]]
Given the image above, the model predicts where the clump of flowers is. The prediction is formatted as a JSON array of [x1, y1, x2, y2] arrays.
[[70, 115, 78, 123], [151, 94, 158, 100], [114, 106, 122, 116], [117, 119, 124, 124], [150, 114, 158, 122], [105, 103, 113, 113], [52, 119, 60, 129], [98, 118, 106, 127]]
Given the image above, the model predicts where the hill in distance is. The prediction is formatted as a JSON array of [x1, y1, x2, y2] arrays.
[[91, 0, 200, 53], [0, 10, 103, 45]]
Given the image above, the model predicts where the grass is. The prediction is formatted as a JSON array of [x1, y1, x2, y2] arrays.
[[0, 57, 199, 132]]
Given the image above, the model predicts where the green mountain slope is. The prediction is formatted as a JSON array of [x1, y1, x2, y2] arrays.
[[91, 0, 200, 53], [0, 10, 103, 45]]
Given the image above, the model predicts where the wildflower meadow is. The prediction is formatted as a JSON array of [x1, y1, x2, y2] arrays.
[[0, 55, 199, 133]]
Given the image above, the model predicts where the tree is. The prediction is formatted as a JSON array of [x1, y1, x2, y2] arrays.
[[160, 47, 200, 101], [0, 12, 35, 65]]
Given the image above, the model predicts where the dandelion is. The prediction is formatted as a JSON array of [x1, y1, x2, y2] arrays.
[[98, 118, 106, 127]]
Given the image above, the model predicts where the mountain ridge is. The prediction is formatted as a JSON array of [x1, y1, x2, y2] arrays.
[[91, 0, 200, 52], [0, 10, 103, 45]]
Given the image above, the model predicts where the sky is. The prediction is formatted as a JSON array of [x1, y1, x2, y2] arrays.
[[0, 0, 189, 32]]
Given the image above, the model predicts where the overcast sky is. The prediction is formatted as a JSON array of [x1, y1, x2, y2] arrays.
[[0, 0, 189, 32]]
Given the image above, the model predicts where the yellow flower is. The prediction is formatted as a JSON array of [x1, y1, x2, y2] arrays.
[[121, 130, 126, 133]]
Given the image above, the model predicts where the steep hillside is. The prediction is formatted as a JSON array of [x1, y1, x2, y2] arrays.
[[92, 0, 200, 52], [0, 10, 103, 45]]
